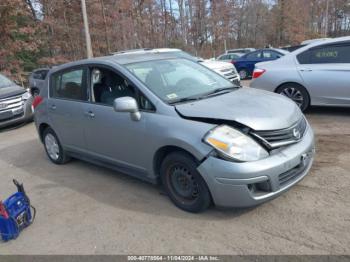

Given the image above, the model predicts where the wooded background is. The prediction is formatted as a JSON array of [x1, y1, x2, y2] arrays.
[[1, 0, 350, 82]]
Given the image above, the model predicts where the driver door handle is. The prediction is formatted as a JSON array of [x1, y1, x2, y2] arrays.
[[50, 105, 56, 110]]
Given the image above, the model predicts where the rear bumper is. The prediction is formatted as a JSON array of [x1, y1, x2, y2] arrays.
[[198, 125, 315, 208], [0, 97, 33, 128]]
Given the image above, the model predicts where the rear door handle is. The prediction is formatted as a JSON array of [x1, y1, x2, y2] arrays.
[[85, 111, 95, 118], [50, 105, 56, 110]]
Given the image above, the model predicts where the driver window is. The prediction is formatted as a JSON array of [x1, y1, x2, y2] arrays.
[[90, 67, 136, 106], [90, 67, 155, 111]]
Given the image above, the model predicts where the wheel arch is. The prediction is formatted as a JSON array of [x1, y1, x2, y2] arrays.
[[38, 123, 50, 142], [153, 145, 201, 180], [274, 81, 311, 104]]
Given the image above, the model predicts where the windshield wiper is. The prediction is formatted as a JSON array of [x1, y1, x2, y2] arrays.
[[168, 86, 238, 105], [168, 96, 202, 105], [202, 86, 238, 97]]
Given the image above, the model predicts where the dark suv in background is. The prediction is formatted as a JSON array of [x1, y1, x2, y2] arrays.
[[29, 68, 50, 96]]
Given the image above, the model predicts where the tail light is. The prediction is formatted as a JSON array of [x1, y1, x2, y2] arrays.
[[32, 96, 43, 110], [231, 60, 236, 64], [252, 68, 266, 79]]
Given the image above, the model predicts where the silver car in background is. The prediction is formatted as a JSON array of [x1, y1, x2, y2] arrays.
[[34, 53, 315, 212], [251, 36, 350, 111]]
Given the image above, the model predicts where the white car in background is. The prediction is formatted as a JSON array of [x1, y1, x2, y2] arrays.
[[113, 48, 241, 86]]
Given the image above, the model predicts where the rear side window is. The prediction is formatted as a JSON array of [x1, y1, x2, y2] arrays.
[[263, 51, 281, 59], [246, 51, 261, 59], [218, 55, 228, 60], [51, 68, 87, 101], [229, 54, 239, 59], [297, 43, 350, 64]]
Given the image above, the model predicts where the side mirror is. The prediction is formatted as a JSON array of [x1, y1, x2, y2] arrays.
[[113, 97, 141, 121]]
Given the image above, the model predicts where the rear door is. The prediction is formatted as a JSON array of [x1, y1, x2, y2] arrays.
[[48, 67, 89, 151], [296, 41, 350, 105]]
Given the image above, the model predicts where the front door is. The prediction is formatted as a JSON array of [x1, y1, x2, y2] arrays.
[[82, 66, 149, 174]]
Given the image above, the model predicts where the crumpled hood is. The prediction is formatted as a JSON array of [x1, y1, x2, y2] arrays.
[[0, 85, 25, 99], [175, 88, 302, 131]]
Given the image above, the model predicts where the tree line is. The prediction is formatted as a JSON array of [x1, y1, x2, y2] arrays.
[[1, 0, 349, 82]]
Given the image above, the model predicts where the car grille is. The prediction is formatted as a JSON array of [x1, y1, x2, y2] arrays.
[[0, 95, 24, 122], [220, 68, 238, 82], [251, 117, 307, 149]]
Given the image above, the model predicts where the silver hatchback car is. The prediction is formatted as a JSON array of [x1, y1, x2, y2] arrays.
[[33, 53, 315, 212], [251, 36, 350, 111]]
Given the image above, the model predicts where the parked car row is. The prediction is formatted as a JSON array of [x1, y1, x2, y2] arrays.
[[216, 48, 289, 79]]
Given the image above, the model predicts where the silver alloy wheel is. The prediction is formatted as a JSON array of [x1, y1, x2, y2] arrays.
[[239, 70, 247, 79], [45, 133, 60, 160], [280, 87, 304, 108]]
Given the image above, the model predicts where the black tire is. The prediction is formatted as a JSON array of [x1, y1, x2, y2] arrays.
[[238, 68, 250, 80], [160, 152, 211, 213], [42, 127, 70, 164], [276, 83, 310, 112]]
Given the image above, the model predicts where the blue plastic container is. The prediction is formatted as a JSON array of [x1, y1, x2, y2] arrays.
[[0, 192, 32, 241]]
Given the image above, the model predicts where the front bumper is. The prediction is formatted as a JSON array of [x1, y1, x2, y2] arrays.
[[0, 97, 34, 129], [198, 125, 315, 208]]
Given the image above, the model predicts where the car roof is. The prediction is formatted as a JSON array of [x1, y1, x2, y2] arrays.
[[291, 36, 350, 55], [49, 53, 186, 74], [301, 38, 331, 45], [112, 48, 182, 55], [227, 48, 255, 51], [258, 48, 289, 53]]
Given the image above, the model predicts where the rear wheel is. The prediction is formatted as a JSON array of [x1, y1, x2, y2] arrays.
[[276, 83, 310, 111], [160, 152, 211, 213], [43, 127, 70, 164]]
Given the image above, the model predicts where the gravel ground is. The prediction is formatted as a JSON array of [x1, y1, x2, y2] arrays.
[[0, 94, 349, 254]]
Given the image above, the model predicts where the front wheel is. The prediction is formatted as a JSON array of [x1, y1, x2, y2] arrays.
[[276, 84, 310, 111], [160, 152, 211, 213]]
